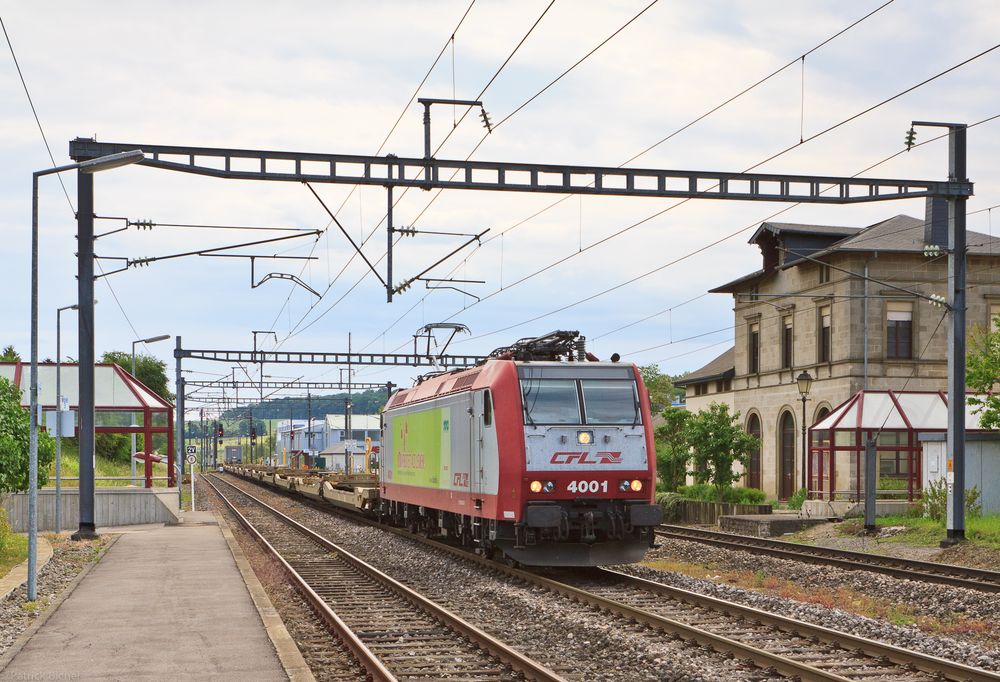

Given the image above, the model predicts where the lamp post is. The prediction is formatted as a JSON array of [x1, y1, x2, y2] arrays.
[[796, 370, 814, 493], [130, 334, 170, 485], [30, 150, 144, 599], [55, 301, 96, 533]]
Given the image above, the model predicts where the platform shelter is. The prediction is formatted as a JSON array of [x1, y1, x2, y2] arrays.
[[807, 389, 988, 504], [0, 362, 175, 487]]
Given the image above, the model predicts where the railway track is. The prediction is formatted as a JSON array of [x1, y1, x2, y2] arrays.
[[203, 474, 564, 682], [560, 567, 1000, 682], [657, 524, 1000, 593], [217, 472, 1000, 682]]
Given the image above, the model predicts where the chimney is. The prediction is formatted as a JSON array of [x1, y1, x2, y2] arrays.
[[924, 196, 948, 247]]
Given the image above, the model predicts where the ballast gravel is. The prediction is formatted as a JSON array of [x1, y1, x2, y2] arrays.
[[217, 475, 781, 682], [0, 537, 107, 661], [630, 537, 1000, 670]]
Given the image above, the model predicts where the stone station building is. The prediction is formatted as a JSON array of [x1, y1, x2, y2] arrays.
[[675, 210, 1000, 500]]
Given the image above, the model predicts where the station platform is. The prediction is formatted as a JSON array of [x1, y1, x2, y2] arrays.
[[0, 511, 307, 681]]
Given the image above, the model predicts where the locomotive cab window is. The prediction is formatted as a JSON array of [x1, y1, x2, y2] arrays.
[[483, 390, 493, 427], [522, 379, 581, 424], [581, 380, 640, 424]]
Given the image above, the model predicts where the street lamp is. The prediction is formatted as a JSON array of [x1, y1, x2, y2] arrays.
[[55, 300, 97, 534], [30, 150, 144, 599], [796, 370, 814, 492], [130, 334, 171, 486]]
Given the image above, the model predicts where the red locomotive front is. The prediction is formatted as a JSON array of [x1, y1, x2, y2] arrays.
[[379, 331, 662, 567]]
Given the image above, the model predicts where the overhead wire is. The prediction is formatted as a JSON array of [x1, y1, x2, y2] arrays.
[[354, 0, 902, 352], [2, 13, 155, 351], [277, 0, 613, 347], [442, 97, 1000, 346], [260, 0, 480, 341]]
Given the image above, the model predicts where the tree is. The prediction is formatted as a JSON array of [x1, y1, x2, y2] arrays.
[[0, 377, 54, 498], [101, 351, 172, 401], [685, 402, 758, 497], [654, 406, 691, 491], [0, 345, 21, 362], [639, 364, 675, 413], [967, 318, 1000, 429], [98, 351, 173, 463]]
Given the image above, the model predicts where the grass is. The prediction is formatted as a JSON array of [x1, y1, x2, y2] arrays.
[[0, 512, 28, 577], [837, 514, 1000, 549]]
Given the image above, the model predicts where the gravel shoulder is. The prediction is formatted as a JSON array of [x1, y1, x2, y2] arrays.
[[0, 534, 109, 662], [641, 534, 1000, 663], [795, 521, 1000, 569], [214, 474, 782, 682]]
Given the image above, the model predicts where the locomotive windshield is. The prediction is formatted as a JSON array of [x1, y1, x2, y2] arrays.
[[520, 367, 641, 426], [521, 379, 581, 424], [581, 380, 638, 424]]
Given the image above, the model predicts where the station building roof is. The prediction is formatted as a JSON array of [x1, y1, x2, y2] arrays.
[[812, 390, 990, 432], [324, 414, 380, 431], [0, 362, 172, 411]]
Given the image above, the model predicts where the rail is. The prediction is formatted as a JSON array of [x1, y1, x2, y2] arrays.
[[218, 471, 1000, 682], [204, 474, 564, 682]]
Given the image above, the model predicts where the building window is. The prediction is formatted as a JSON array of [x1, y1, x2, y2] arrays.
[[819, 306, 831, 363], [694, 383, 707, 396], [781, 317, 793, 369], [748, 322, 760, 374], [886, 301, 913, 359], [746, 414, 761, 490], [991, 302, 1000, 332], [877, 431, 909, 478], [819, 263, 831, 283]]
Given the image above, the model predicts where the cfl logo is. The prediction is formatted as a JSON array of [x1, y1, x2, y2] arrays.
[[550, 451, 623, 465]]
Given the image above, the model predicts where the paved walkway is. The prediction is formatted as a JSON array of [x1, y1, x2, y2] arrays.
[[0, 512, 289, 681]]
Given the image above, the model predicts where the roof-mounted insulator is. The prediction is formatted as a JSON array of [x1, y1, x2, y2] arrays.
[[480, 107, 493, 133]]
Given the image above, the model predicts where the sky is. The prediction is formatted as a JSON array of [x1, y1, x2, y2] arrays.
[[2, 0, 999, 419]]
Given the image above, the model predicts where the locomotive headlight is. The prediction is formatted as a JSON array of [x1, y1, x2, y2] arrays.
[[543, 481, 555, 493], [630, 479, 643, 492], [577, 430, 594, 445], [530, 480, 543, 493], [618, 480, 631, 492]]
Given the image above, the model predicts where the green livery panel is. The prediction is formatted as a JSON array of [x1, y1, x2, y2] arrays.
[[390, 407, 452, 489]]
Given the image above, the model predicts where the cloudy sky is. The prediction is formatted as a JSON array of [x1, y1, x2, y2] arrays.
[[2, 1, 999, 416]]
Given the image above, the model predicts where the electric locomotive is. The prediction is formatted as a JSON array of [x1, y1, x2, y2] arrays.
[[379, 331, 662, 566]]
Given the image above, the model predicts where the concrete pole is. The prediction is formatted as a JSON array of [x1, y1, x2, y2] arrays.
[[130, 343, 138, 487], [55, 304, 77, 532], [864, 437, 877, 532], [73, 170, 97, 541], [175, 337, 184, 508], [55, 309, 62, 534], [28, 173, 39, 599], [945, 125, 968, 545]]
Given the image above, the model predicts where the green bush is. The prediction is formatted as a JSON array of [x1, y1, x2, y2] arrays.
[[725, 487, 767, 505], [677, 483, 717, 501], [96, 433, 131, 464], [656, 492, 682, 522], [676, 484, 767, 505], [922, 479, 982, 521], [787, 487, 808, 510]]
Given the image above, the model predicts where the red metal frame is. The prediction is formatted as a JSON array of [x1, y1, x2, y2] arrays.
[[3, 362, 175, 488], [806, 390, 960, 503]]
